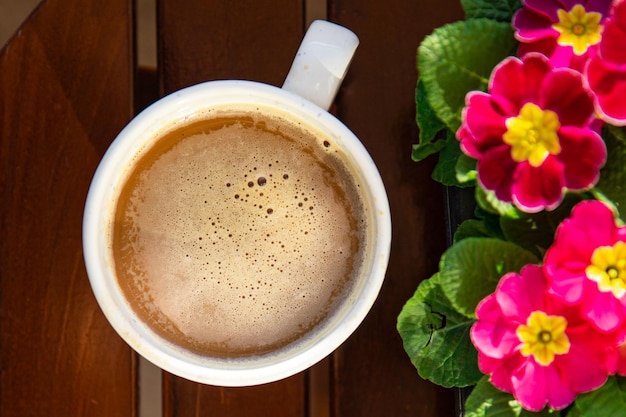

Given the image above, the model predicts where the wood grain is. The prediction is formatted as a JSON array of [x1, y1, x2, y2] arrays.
[[164, 376, 306, 417], [0, 0, 135, 415], [158, 0, 305, 95], [328, 0, 464, 415]]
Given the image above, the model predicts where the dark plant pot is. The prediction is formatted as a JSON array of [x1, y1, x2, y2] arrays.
[[443, 185, 476, 417]]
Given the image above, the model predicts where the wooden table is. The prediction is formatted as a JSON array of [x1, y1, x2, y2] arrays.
[[0, 0, 464, 415]]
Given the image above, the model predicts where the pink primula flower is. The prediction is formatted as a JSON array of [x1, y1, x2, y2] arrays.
[[544, 200, 626, 332], [457, 53, 606, 212], [471, 265, 618, 411], [513, 0, 613, 71], [586, 0, 626, 125]]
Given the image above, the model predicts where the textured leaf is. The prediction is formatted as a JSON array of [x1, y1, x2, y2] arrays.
[[432, 131, 475, 187], [475, 186, 519, 218], [566, 406, 582, 417], [412, 141, 448, 162], [500, 194, 584, 258], [418, 19, 518, 132], [573, 376, 626, 417], [413, 78, 447, 162], [454, 219, 493, 242], [475, 204, 507, 241], [439, 237, 539, 317], [596, 125, 626, 215], [397, 274, 482, 387], [456, 153, 477, 184], [461, 0, 523, 22]]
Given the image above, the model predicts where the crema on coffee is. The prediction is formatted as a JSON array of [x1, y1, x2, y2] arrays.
[[111, 109, 369, 357]]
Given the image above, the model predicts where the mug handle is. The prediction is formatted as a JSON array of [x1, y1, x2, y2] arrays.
[[282, 20, 359, 111]]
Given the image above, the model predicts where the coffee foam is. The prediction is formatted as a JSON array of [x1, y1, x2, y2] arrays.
[[113, 111, 368, 357]]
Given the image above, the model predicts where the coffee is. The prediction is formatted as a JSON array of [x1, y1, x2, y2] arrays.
[[111, 109, 369, 357]]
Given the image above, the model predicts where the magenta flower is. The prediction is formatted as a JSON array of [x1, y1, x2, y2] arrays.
[[513, 0, 613, 71], [544, 200, 626, 332], [457, 53, 606, 212], [586, 0, 626, 125], [471, 265, 617, 411]]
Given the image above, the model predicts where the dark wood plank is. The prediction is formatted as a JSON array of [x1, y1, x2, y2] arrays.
[[0, 0, 135, 415], [158, 0, 305, 95], [158, 1, 308, 415], [328, 0, 464, 416], [164, 377, 306, 417]]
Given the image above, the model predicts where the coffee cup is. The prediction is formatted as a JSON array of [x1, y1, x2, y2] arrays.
[[83, 20, 391, 386]]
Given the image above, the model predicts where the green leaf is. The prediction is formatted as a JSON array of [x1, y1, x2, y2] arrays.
[[439, 237, 539, 317], [454, 219, 493, 242], [500, 194, 584, 258], [461, 0, 523, 22], [412, 141, 448, 162], [573, 376, 626, 417], [418, 19, 518, 132], [432, 131, 462, 185], [475, 186, 519, 218], [474, 205, 507, 241], [397, 274, 483, 387], [566, 406, 582, 417], [464, 376, 555, 417], [413, 79, 447, 162], [596, 125, 626, 216], [432, 131, 475, 187], [456, 153, 477, 184]]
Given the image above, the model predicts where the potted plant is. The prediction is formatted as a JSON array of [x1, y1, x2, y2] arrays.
[[398, 0, 626, 415]]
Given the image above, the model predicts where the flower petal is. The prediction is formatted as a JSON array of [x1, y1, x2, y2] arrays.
[[539, 69, 596, 126], [545, 205, 617, 301], [549, 201, 617, 256], [555, 351, 608, 393], [514, 7, 558, 42], [568, 201, 617, 244], [490, 55, 550, 114], [476, 145, 517, 203], [542, 365, 579, 410], [547, 268, 589, 303], [511, 360, 576, 411], [566, 318, 620, 378], [472, 294, 521, 359], [585, 0, 615, 15], [521, 0, 563, 22], [479, 353, 521, 393], [582, 289, 624, 331], [511, 157, 565, 212], [600, 0, 626, 64], [496, 267, 546, 318], [458, 92, 508, 156], [557, 126, 606, 189], [587, 58, 626, 125]]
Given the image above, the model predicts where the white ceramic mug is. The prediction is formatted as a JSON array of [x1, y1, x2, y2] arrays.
[[83, 20, 391, 386]]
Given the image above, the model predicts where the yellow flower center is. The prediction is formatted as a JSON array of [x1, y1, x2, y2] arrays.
[[503, 103, 561, 167], [586, 241, 626, 298], [552, 4, 603, 55], [517, 311, 571, 366]]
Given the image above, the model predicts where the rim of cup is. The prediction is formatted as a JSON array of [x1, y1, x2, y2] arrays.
[[83, 79, 391, 386]]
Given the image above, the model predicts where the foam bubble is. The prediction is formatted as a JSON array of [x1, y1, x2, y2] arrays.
[[113, 111, 367, 357]]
